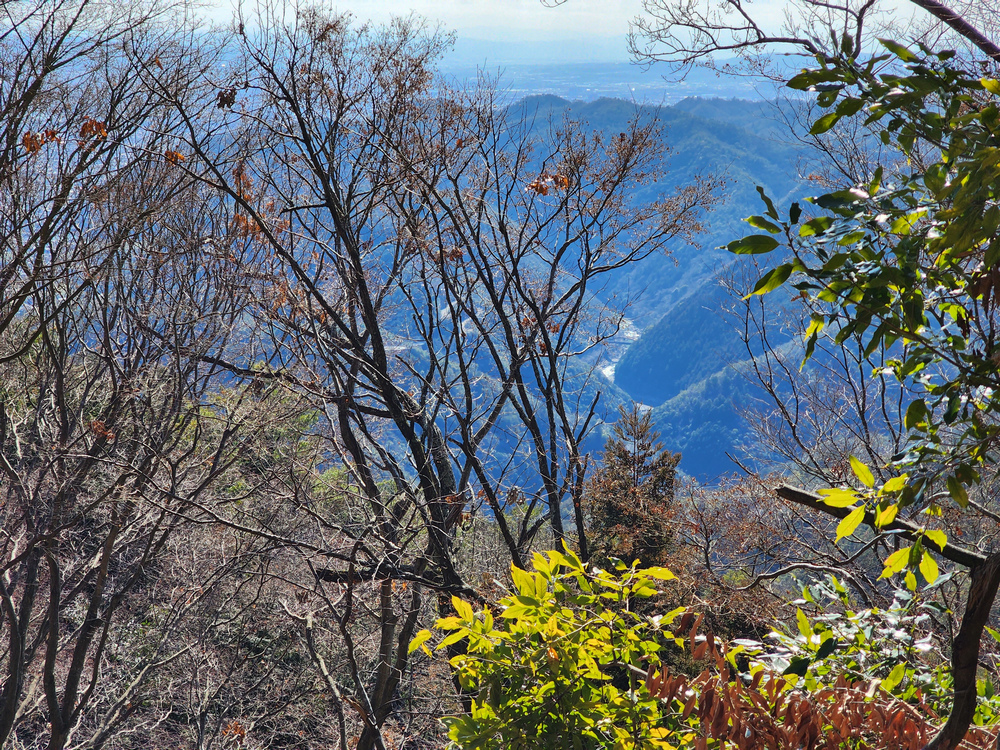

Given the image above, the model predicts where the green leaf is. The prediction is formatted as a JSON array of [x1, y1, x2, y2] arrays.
[[890, 210, 926, 235], [748, 263, 794, 297], [641, 566, 676, 581], [796, 608, 812, 639], [789, 202, 802, 224], [727, 234, 780, 255], [836, 97, 865, 117], [882, 661, 907, 692], [756, 185, 778, 218], [879, 38, 918, 62], [799, 216, 833, 237], [409, 628, 433, 654], [783, 656, 811, 677], [947, 476, 969, 508], [876, 503, 898, 528], [881, 475, 907, 494], [452, 596, 474, 621], [850, 456, 875, 488], [819, 488, 860, 508], [880, 546, 911, 579], [810, 112, 841, 134], [981, 78, 1000, 96], [924, 529, 947, 551], [919, 550, 939, 584], [747, 215, 782, 233], [805, 314, 825, 339], [904, 399, 927, 429], [510, 565, 535, 597], [836, 504, 866, 541], [815, 636, 839, 660]]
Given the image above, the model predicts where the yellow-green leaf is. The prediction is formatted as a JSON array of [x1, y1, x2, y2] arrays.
[[983, 78, 1000, 96], [642, 566, 676, 581], [409, 628, 433, 654], [836, 505, 866, 542], [879, 546, 911, 579], [923, 529, 947, 551], [881, 475, 907, 494], [850, 456, 875, 488], [796, 608, 812, 639], [876, 503, 898, 528], [810, 111, 840, 135], [919, 551, 940, 584], [510, 565, 534, 597], [452, 596, 474, 621], [882, 661, 907, 692], [747, 215, 782, 233], [819, 488, 860, 508]]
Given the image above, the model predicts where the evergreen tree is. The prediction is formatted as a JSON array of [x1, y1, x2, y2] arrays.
[[587, 406, 681, 567]]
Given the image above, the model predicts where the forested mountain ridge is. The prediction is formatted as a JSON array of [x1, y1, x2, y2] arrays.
[[511, 94, 807, 477], [7, 2, 999, 747]]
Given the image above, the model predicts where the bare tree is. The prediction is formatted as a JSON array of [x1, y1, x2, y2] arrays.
[[629, 0, 1000, 76], [147, 4, 717, 746], [0, 5, 278, 747]]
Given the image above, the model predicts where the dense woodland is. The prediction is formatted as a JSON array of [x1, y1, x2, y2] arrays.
[[3, 1, 1000, 749]]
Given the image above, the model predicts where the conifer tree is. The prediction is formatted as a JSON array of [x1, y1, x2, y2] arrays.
[[587, 406, 681, 567]]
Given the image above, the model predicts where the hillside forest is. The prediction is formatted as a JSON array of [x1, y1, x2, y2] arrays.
[[3, 1, 1000, 749]]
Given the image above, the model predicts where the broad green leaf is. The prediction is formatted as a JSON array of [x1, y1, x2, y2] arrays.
[[882, 662, 907, 692], [819, 488, 860, 508], [876, 503, 898, 528], [982, 78, 1000, 95], [881, 475, 907, 494], [452, 596, 474, 621], [531, 551, 551, 575], [879, 546, 911, 579], [836, 505, 866, 541], [879, 38, 918, 62], [727, 234, 780, 255], [642, 566, 676, 581], [947, 476, 969, 508], [815, 636, 838, 660], [747, 215, 782, 233], [890, 210, 926, 235], [923, 529, 947, 551], [919, 550, 939, 584], [850, 456, 875, 488], [748, 263, 794, 297], [836, 97, 865, 117], [510, 565, 535, 596], [796, 608, 812, 639], [810, 112, 840, 134], [905, 399, 927, 429], [783, 656, 811, 677], [805, 315, 825, 338], [799, 216, 833, 237], [438, 629, 468, 649], [409, 628, 433, 654]]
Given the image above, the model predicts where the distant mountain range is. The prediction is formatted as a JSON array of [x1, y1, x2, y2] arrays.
[[505, 94, 810, 479]]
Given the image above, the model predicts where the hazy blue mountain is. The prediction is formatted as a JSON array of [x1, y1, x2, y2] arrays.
[[501, 94, 808, 479], [440, 53, 774, 103]]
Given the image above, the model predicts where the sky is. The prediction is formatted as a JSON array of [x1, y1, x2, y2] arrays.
[[199, 0, 915, 66], [340, 0, 645, 42], [198, 0, 790, 65]]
